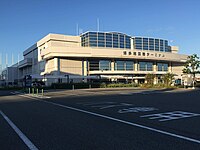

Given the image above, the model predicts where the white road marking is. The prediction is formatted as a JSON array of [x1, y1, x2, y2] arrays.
[[118, 107, 158, 113], [141, 111, 200, 122], [39, 100, 200, 144], [77, 101, 115, 106], [91, 103, 133, 109], [12, 93, 200, 144], [0, 110, 39, 150]]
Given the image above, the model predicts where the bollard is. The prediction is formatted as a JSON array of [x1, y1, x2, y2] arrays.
[[89, 84, 91, 89], [29, 88, 31, 94], [36, 88, 39, 95], [41, 89, 44, 96], [32, 88, 34, 95], [72, 85, 74, 90]]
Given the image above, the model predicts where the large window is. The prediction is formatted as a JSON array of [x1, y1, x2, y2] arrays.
[[115, 61, 125, 70], [99, 60, 111, 71], [143, 38, 148, 50], [157, 63, 168, 71], [126, 61, 134, 70], [81, 32, 131, 49], [89, 60, 111, 71], [115, 61, 134, 71], [89, 60, 99, 71], [155, 39, 159, 51], [139, 62, 153, 71]]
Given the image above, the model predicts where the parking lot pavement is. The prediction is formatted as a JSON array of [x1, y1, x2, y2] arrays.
[[0, 113, 28, 150], [43, 87, 194, 98], [0, 88, 200, 150]]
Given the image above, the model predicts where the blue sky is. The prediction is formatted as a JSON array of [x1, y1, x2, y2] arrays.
[[0, 0, 200, 68]]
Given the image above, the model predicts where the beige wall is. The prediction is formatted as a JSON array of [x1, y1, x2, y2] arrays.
[[171, 62, 184, 78], [60, 59, 82, 76], [45, 59, 55, 74]]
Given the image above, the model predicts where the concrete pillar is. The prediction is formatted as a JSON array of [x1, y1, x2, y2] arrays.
[[131, 38, 134, 50], [83, 60, 87, 76], [153, 62, 157, 72], [169, 62, 172, 72], [111, 59, 115, 71], [82, 60, 88, 83], [54, 58, 60, 74], [135, 60, 138, 71], [54, 58, 60, 83]]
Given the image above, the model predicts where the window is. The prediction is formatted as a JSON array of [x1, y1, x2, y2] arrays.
[[113, 34, 118, 42], [115, 61, 125, 70], [126, 61, 134, 71], [106, 33, 112, 41], [139, 62, 153, 71], [147, 62, 153, 71], [89, 41, 97, 47], [98, 33, 105, 40], [157, 63, 168, 71], [149, 38, 154, 51], [139, 62, 146, 71], [99, 60, 111, 71], [98, 41, 105, 47], [120, 43, 125, 48], [163, 63, 168, 71], [106, 42, 112, 47], [113, 42, 119, 48], [89, 60, 99, 71]]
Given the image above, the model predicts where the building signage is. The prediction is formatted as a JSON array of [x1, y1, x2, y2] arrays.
[[123, 51, 165, 58]]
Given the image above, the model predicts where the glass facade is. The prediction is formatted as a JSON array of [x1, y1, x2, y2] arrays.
[[114, 60, 134, 71], [89, 60, 99, 71], [157, 63, 168, 71], [81, 32, 131, 49], [89, 60, 111, 71], [139, 62, 153, 71], [89, 60, 168, 72], [81, 31, 172, 53], [99, 60, 111, 71], [134, 37, 170, 52]]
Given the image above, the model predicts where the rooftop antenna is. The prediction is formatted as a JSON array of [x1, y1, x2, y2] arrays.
[[12, 53, 14, 65], [97, 18, 100, 32], [76, 23, 79, 36], [5, 53, 8, 68]]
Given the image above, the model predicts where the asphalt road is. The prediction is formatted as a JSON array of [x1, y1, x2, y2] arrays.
[[0, 88, 200, 150]]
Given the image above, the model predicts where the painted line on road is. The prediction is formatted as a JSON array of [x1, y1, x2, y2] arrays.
[[40, 100, 200, 144], [13, 93, 200, 144], [0, 110, 39, 150]]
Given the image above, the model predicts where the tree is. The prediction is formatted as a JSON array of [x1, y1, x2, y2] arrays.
[[182, 54, 200, 87], [145, 73, 156, 86], [162, 73, 175, 86]]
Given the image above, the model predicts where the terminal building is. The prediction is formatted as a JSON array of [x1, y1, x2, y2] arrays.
[[1, 31, 188, 86]]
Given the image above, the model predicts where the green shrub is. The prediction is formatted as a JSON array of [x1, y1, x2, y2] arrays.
[[50, 82, 138, 89]]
